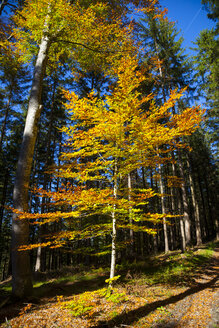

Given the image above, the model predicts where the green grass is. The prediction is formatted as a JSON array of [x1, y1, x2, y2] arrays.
[[0, 241, 217, 299], [118, 244, 215, 286]]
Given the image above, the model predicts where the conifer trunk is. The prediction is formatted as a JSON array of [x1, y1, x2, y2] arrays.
[[169, 162, 177, 249], [12, 34, 50, 298], [0, 168, 9, 234], [0, 94, 11, 152], [178, 151, 191, 246], [172, 161, 186, 252], [186, 159, 202, 245]]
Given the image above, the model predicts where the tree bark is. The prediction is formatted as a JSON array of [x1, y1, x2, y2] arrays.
[[34, 76, 57, 272], [128, 173, 134, 256], [0, 168, 9, 235], [178, 151, 191, 246], [0, 94, 11, 152], [0, 0, 8, 15], [171, 161, 186, 252], [11, 34, 50, 298], [186, 158, 202, 245], [110, 161, 117, 283], [158, 163, 169, 253], [180, 214, 186, 252]]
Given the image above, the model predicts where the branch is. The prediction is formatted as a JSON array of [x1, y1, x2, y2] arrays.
[[53, 39, 124, 54]]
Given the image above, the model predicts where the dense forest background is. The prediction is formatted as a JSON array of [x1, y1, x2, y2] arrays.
[[0, 0, 218, 299]]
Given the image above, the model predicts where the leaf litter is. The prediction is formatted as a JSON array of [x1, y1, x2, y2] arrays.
[[0, 247, 218, 328]]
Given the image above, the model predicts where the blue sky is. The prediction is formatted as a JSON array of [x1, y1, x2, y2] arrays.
[[162, 0, 215, 53]]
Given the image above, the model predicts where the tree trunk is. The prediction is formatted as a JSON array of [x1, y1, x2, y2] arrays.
[[110, 161, 117, 283], [128, 173, 134, 256], [203, 175, 216, 237], [34, 77, 57, 272], [180, 214, 186, 252], [178, 151, 191, 246], [186, 159, 202, 245], [170, 163, 177, 250], [0, 0, 8, 15], [153, 43, 169, 253], [0, 94, 11, 152], [35, 244, 42, 272], [11, 34, 50, 298], [172, 161, 186, 252], [158, 163, 169, 253], [197, 173, 209, 239], [0, 168, 9, 234]]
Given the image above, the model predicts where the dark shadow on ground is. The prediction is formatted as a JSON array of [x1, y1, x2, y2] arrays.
[[33, 273, 109, 299], [0, 273, 109, 324], [0, 245, 218, 326], [91, 275, 219, 328]]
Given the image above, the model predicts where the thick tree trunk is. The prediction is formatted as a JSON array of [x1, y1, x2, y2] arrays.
[[11, 34, 50, 298]]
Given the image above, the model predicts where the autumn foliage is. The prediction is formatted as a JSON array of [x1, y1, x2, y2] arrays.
[[12, 52, 204, 280]]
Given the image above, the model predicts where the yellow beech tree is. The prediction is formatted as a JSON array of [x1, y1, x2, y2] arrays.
[[17, 55, 204, 283], [10, 0, 161, 298]]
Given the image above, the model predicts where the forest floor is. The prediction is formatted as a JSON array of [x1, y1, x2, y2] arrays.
[[0, 242, 218, 328]]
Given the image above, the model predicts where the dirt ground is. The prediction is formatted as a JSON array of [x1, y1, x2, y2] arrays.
[[0, 248, 218, 328]]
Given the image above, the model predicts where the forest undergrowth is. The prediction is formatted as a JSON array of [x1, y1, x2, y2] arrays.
[[0, 242, 218, 328]]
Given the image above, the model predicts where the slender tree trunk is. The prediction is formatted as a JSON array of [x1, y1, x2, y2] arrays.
[[180, 215, 186, 252], [0, 168, 9, 274], [170, 162, 177, 249], [35, 244, 42, 272], [178, 151, 191, 246], [141, 167, 146, 188], [0, 94, 11, 152], [153, 43, 170, 252], [128, 173, 134, 256], [150, 169, 158, 253], [197, 174, 209, 239], [110, 161, 117, 282], [215, 218, 219, 241], [203, 175, 216, 237], [158, 163, 169, 253], [110, 204, 116, 281], [0, 168, 9, 234], [186, 159, 202, 245], [171, 161, 186, 251], [11, 34, 50, 298], [177, 190, 186, 252], [35, 77, 57, 272], [0, 0, 8, 15]]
